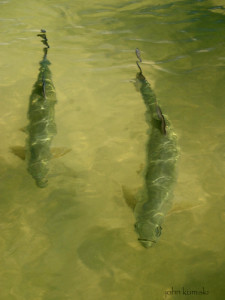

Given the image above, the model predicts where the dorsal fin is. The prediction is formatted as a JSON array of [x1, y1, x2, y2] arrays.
[[156, 105, 166, 135]]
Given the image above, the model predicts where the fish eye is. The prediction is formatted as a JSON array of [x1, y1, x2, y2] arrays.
[[155, 226, 162, 237]]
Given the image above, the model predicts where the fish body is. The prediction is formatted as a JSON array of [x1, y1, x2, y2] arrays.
[[134, 71, 178, 248], [26, 34, 57, 188], [11, 30, 71, 187]]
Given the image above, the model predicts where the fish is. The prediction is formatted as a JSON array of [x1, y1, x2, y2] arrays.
[[125, 52, 178, 248], [11, 29, 70, 188]]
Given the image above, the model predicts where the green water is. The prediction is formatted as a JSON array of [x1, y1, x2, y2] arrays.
[[0, 0, 225, 299]]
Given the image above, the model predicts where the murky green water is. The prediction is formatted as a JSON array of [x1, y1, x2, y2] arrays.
[[1, 0, 225, 299]]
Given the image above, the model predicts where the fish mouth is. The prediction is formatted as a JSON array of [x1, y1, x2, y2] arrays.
[[138, 238, 156, 248], [36, 178, 48, 188]]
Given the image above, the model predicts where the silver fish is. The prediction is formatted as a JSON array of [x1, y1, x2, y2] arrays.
[[133, 54, 178, 248], [11, 30, 57, 187], [25, 31, 56, 187], [11, 31, 71, 187]]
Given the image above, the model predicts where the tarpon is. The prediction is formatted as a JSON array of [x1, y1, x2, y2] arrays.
[[124, 51, 178, 248], [11, 30, 69, 188], [26, 31, 56, 188]]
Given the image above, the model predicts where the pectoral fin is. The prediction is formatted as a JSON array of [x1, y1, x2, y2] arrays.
[[51, 147, 72, 158], [167, 203, 204, 216], [10, 146, 26, 160], [20, 126, 27, 133], [136, 163, 144, 175], [122, 185, 139, 210], [10, 146, 71, 160]]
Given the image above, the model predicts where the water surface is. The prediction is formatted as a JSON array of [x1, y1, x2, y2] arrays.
[[0, 0, 225, 299]]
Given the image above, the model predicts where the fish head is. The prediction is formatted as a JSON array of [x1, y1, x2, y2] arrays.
[[36, 178, 48, 188], [135, 220, 162, 248]]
